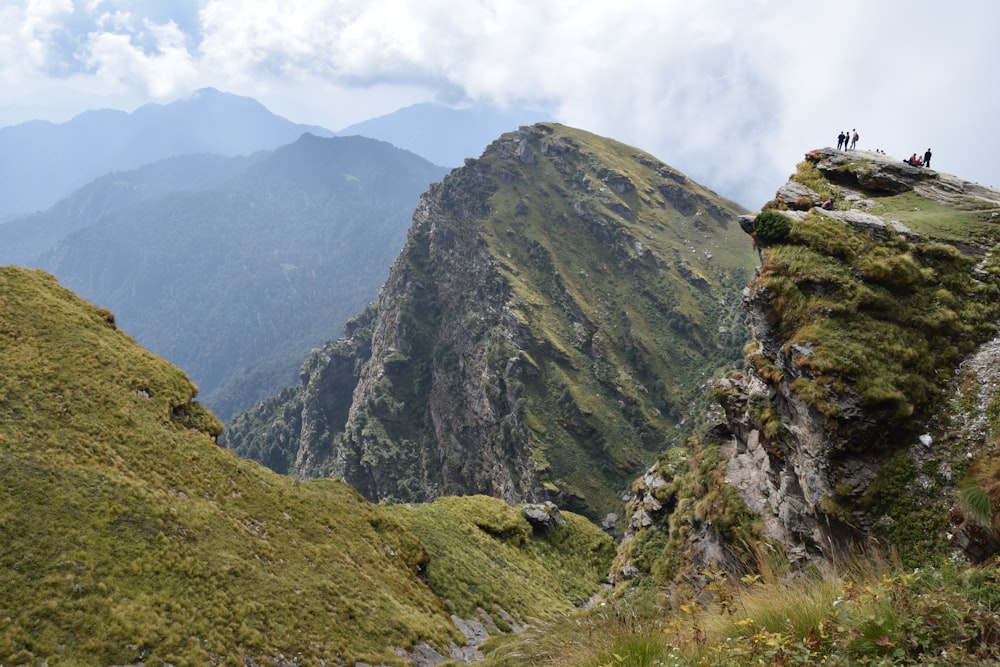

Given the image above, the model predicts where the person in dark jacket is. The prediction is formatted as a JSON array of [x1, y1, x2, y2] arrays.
[[924, 148, 932, 168]]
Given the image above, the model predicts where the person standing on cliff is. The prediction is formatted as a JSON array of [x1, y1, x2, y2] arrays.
[[837, 131, 845, 150], [850, 130, 859, 149], [924, 148, 932, 168]]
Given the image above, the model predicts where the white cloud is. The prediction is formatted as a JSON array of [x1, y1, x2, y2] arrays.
[[0, 0, 997, 204], [78, 17, 198, 98], [17, 0, 75, 71]]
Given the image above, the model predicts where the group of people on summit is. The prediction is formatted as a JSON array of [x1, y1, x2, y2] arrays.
[[906, 149, 932, 168], [837, 129, 858, 150], [835, 129, 932, 169]]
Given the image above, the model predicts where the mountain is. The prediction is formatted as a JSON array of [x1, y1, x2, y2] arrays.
[[224, 123, 757, 522], [0, 152, 250, 266], [614, 148, 1000, 588], [22, 134, 449, 421], [0, 265, 613, 665], [0, 87, 333, 218], [335, 102, 552, 167]]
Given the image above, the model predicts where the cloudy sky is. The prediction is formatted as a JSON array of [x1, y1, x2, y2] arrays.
[[1, 0, 996, 207]]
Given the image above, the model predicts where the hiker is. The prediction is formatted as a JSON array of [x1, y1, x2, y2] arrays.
[[837, 131, 845, 150], [842, 130, 850, 150], [924, 148, 932, 168], [907, 153, 920, 166], [850, 130, 859, 149]]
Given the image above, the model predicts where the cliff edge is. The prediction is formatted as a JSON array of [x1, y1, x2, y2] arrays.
[[616, 148, 1000, 583]]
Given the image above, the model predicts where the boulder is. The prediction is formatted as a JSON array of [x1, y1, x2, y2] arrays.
[[521, 501, 566, 533]]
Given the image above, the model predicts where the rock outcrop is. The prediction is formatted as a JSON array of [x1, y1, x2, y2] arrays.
[[723, 148, 1000, 563], [612, 148, 1000, 585]]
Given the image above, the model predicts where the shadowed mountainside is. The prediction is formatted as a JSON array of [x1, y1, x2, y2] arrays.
[[19, 134, 449, 420]]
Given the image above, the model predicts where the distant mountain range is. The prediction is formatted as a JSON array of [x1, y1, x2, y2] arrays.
[[0, 88, 333, 219], [0, 89, 552, 419], [0, 89, 551, 220], [28, 134, 449, 420]]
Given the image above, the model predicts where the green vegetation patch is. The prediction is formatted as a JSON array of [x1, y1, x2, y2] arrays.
[[387, 495, 615, 622], [755, 210, 1000, 422], [750, 210, 791, 243], [0, 267, 459, 665], [870, 190, 1000, 245], [475, 561, 1000, 667]]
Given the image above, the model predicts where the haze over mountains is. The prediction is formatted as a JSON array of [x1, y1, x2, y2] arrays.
[[0, 88, 552, 221], [34, 135, 448, 420], [0, 88, 333, 220], [0, 89, 551, 419]]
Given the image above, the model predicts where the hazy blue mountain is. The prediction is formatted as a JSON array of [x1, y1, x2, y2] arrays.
[[33, 134, 449, 420], [335, 102, 551, 167], [0, 153, 250, 266], [0, 87, 333, 218]]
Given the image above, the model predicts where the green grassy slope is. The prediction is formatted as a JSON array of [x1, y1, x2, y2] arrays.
[[0, 266, 613, 665], [0, 267, 458, 665], [387, 496, 615, 622]]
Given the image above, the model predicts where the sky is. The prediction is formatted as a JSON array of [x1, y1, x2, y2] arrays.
[[1, 0, 997, 208]]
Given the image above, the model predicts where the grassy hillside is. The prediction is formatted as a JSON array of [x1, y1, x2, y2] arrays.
[[0, 267, 612, 665], [387, 496, 615, 621], [476, 125, 755, 513]]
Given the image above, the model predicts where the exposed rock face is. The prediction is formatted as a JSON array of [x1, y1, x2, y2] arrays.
[[328, 179, 540, 505], [228, 123, 757, 521], [721, 148, 1000, 562]]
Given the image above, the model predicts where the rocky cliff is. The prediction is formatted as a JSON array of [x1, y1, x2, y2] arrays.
[[615, 148, 1000, 582], [226, 123, 758, 522]]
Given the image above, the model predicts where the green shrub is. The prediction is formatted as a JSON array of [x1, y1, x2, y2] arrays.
[[751, 210, 792, 243]]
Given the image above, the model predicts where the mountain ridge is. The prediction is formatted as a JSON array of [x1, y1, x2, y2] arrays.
[[0, 87, 333, 219], [25, 134, 449, 420]]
